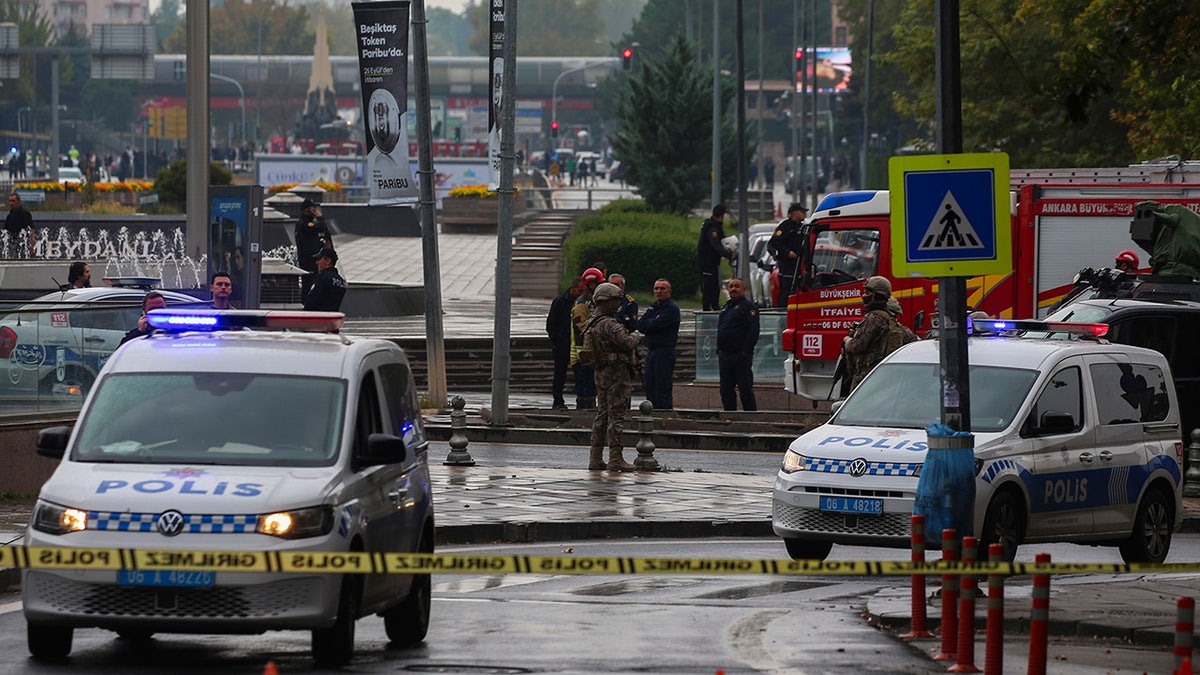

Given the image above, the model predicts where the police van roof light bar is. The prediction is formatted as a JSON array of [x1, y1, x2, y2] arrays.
[[970, 318, 1109, 338], [147, 309, 345, 333]]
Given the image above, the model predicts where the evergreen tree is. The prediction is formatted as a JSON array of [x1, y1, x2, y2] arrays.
[[610, 33, 746, 214]]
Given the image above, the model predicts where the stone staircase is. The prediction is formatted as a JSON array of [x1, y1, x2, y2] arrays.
[[511, 211, 575, 299]]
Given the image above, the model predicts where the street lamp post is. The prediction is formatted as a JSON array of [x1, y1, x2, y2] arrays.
[[550, 60, 614, 160], [210, 72, 246, 150]]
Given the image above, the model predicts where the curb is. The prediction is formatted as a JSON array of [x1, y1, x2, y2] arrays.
[[866, 607, 1178, 649], [424, 425, 795, 453]]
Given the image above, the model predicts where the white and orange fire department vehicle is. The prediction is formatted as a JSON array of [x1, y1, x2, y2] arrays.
[[782, 163, 1200, 401]]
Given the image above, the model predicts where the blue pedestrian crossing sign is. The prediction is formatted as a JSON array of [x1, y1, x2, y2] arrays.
[[888, 153, 1011, 277]]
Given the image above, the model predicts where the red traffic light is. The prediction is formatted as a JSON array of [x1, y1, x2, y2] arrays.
[[622, 48, 633, 59], [622, 48, 634, 71], [551, 121, 559, 130]]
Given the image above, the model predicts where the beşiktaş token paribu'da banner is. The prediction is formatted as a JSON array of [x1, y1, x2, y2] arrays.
[[352, 0, 418, 205]]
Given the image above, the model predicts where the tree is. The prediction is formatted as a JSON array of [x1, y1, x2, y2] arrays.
[[610, 33, 746, 214], [150, 0, 183, 50], [154, 160, 233, 210], [162, 0, 314, 55]]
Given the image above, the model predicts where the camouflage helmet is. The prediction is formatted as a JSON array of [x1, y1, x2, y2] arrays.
[[864, 276, 892, 296], [592, 282, 622, 302]]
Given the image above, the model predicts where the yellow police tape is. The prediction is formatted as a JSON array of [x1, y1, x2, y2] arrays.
[[3, 546, 1200, 576]]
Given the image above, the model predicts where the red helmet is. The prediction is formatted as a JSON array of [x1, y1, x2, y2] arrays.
[[581, 267, 605, 283], [1115, 250, 1139, 268]]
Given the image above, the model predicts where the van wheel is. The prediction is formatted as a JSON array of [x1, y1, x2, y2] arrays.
[[783, 537, 833, 561], [980, 490, 1024, 562], [385, 529, 433, 645], [1119, 489, 1173, 564], [312, 575, 360, 667], [28, 622, 73, 661]]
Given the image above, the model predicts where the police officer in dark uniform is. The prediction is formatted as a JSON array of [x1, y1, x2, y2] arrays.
[[767, 202, 808, 307], [698, 203, 733, 311], [716, 277, 760, 411], [294, 198, 333, 303], [304, 247, 347, 312]]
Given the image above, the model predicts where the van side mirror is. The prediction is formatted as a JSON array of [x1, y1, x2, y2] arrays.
[[354, 432, 412, 469], [1036, 410, 1076, 435], [913, 310, 925, 332], [36, 426, 71, 459]]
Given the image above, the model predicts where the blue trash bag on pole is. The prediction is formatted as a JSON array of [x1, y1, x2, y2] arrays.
[[913, 422, 976, 548]]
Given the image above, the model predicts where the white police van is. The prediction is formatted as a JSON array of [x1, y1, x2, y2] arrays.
[[23, 309, 434, 666], [772, 319, 1184, 563]]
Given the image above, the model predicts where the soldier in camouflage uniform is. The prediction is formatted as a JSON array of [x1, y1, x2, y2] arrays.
[[842, 276, 917, 391], [585, 283, 644, 471]]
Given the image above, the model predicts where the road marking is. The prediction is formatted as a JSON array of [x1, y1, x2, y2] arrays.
[[0, 600, 22, 615]]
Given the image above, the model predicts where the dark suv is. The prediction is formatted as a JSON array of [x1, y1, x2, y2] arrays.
[[1044, 296, 1200, 443]]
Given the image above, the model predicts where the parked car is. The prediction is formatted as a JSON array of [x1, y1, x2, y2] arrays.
[[772, 325, 1184, 564], [57, 167, 84, 185], [24, 308, 435, 666], [0, 287, 200, 406]]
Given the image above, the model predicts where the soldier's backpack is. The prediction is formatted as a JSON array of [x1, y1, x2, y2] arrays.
[[576, 315, 604, 367]]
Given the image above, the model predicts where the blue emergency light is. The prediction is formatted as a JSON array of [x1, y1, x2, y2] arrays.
[[146, 309, 345, 333], [970, 318, 1108, 338]]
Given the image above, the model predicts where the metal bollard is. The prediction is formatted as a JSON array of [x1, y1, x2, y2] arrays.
[[1027, 553, 1051, 675], [933, 529, 959, 662], [984, 543, 1005, 675], [1186, 429, 1200, 498], [949, 536, 980, 672], [902, 515, 934, 639], [443, 395, 476, 466], [1177, 597, 1195, 673], [633, 400, 660, 470]]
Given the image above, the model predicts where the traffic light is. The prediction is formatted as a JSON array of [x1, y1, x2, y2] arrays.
[[551, 120, 559, 138], [794, 47, 804, 78], [622, 48, 633, 71]]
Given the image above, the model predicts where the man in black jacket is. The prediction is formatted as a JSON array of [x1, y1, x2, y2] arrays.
[[767, 202, 808, 307], [717, 277, 760, 411], [697, 203, 733, 311], [636, 278, 681, 410], [294, 199, 332, 303], [546, 277, 583, 410], [304, 248, 347, 312]]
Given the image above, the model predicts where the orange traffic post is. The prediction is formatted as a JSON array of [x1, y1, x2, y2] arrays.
[[1176, 597, 1195, 674], [1027, 553, 1051, 675], [949, 536, 980, 672], [933, 529, 958, 662], [983, 543, 1005, 675], [903, 514, 935, 639]]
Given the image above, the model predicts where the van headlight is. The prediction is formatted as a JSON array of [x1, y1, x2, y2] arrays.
[[256, 506, 333, 539], [781, 450, 808, 473], [32, 501, 88, 535]]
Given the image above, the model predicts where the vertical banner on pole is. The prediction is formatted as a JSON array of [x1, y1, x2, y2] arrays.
[[487, 0, 506, 191], [352, 1, 418, 205]]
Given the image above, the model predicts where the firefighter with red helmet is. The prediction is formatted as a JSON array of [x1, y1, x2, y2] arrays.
[[1115, 249, 1139, 274]]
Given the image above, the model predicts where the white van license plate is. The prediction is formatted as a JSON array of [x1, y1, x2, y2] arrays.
[[117, 570, 215, 588], [819, 497, 883, 515]]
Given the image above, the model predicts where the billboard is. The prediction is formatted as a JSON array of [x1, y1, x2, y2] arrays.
[[796, 46, 852, 94]]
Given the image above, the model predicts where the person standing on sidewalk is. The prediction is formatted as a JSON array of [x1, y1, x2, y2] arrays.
[[294, 199, 332, 304], [608, 273, 639, 332], [767, 202, 808, 307], [547, 276, 583, 410], [570, 267, 605, 409], [698, 204, 733, 311], [637, 278, 680, 410], [585, 282, 643, 471], [717, 277, 760, 411], [303, 247, 347, 312], [4, 192, 35, 258]]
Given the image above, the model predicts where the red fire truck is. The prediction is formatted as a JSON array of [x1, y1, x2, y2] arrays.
[[782, 165, 1200, 401]]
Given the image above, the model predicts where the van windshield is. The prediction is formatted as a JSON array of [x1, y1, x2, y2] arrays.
[[71, 373, 346, 467], [833, 363, 1039, 432]]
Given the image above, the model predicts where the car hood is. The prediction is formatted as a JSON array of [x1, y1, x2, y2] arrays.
[[40, 462, 340, 514], [789, 423, 1006, 462]]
